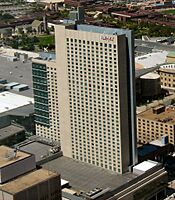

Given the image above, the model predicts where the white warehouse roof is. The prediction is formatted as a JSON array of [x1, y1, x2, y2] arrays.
[[133, 160, 159, 175], [135, 51, 168, 69], [0, 91, 34, 114]]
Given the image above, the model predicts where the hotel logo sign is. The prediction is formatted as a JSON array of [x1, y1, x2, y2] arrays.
[[100, 35, 115, 42]]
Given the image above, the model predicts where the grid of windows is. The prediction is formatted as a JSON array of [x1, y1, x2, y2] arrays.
[[33, 63, 60, 142], [159, 70, 175, 89], [32, 63, 50, 127], [47, 67, 60, 141], [137, 117, 175, 145], [67, 38, 121, 172]]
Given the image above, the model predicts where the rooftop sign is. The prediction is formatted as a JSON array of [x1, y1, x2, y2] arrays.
[[100, 35, 115, 42]]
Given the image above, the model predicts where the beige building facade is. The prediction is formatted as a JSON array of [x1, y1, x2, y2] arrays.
[[137, 105, 175, 145], [32, 24, 137, 174], [32, 59, 61, 142], [158, 63, 175, 90]]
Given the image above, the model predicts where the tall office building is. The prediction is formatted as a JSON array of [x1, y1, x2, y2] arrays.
[[32, 24, 137, 174]]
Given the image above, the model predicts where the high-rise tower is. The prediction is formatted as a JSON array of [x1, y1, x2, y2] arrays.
[[32, 24, 137, 174]]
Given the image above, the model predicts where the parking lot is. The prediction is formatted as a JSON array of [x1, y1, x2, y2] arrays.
[[0, 56, 33, 97]]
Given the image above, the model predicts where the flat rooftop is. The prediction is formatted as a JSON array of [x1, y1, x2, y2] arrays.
[[0, 91, 34, 114], [5, 82, 19, 87], [0, 104, 34, 117], [76, 24, 132, 36], [159, 67, 175, 74], [135, 66, 160, 79], [42, 156, 137, 193], [19, 141, 52, 163], [138, 144, 158, 157], [135, 51, 168, 69], [0, 56, 33, 97], [150, 139, 167, 147], [0, 145, 31, 168], [140, 72, 160, 79], [138, 107, 175, 124], [133, 160, 158, 173], [13, 84, 28, 89], [167, 51, 175, 58], [0, 125, 24, 141], [0, 168, 58, 194]]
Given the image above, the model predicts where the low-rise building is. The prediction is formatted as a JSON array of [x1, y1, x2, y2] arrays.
[[166, 51, 175, 63], [158, 63, 175, 90], [43, 156, 168, 200], [0, 124, 25, 146], [0, 145, 36, 184], [137, 105, 175, 145], [0, 145, 61, 200], [16, 135, 62, 165], [0, 168, 61, 200], [138, 139, 174, 163]]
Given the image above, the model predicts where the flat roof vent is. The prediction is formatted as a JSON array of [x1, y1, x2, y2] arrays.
[[5, 149, 17, 160], [152, 105, 165, 114]]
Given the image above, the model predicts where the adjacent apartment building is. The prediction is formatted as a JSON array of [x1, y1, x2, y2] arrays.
[[32, 24, 137, 174], [137, 105, 175, 145]]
